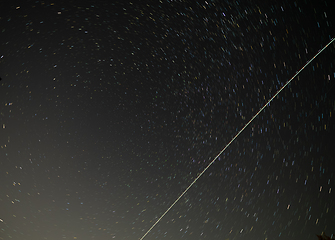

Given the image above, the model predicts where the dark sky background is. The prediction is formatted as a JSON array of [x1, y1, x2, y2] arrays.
[[0, 0, 334, 240]]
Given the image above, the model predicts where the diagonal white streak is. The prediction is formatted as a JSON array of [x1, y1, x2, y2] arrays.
[[139, 37, 334, 240]]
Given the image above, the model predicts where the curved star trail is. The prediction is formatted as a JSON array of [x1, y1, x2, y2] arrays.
[[1, 1, 334, 240]]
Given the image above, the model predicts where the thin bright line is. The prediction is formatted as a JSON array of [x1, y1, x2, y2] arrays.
[[138, 37, 335, 240]]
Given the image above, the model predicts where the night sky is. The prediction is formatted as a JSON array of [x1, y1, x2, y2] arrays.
[[0, 0, 334, 240]]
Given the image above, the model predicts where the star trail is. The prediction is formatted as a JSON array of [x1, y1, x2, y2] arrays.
[[0, 0, 334, 240]]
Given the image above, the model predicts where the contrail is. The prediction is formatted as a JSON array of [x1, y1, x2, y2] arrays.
[[139, 37, 335, 240]]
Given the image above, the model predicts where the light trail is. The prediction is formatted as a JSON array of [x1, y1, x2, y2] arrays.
[[139, 37, 335, 240]]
